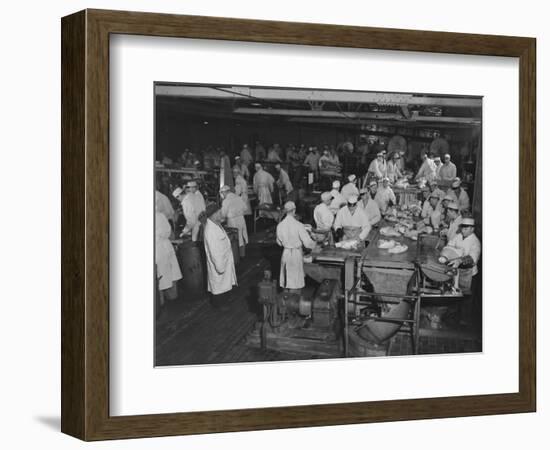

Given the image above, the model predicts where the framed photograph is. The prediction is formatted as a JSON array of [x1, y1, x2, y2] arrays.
[[61, 9, 536, 440]]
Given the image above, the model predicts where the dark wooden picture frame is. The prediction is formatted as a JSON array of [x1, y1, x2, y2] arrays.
[[61, 9, 536, 441]]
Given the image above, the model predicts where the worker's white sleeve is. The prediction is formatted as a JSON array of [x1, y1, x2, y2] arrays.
[[182, 202, 196, 229], [299, 225, 316, 250], [421, 200, 431, 218], [359, 219, 372, 241], [450, 164, 457, 179], [390, 190, 396, 204], [430, 211, 441, 229], [469, 239, 481, 264]]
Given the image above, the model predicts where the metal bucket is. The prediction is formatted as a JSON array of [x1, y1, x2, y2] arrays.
[[175, 238, 205, 295]]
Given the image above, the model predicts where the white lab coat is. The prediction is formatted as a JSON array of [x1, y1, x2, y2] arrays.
[[439, 162, 457, 181], [234, 175, 252, 215], [276, 215, 316, 289], [277, 168, 293, 193], [253, 169, 275, 204], [387, 160, 402, 183], [448, 232, 481, 275], [341, 182, 359, 202], [155, 212, 182, 290], [374, 186, 396, 212], [333, 206, 372, 240], [447, 215, 463, 242], [181, 191, 206, 235], [155, 190, 175, 221], [447, 188, 471, 213], [203, 219, 237, 295], [221, 192, 249, 247], [313, 203, 334, 231], [368, 158, 387, 179], [329, 189, 346, 214], [416, 158, 437, 181], [359, 197, 382, 226]]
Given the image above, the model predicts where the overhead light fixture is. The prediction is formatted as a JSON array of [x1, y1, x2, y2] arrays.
[[250, 102, 261, 106], [203, 121, 209, 125]]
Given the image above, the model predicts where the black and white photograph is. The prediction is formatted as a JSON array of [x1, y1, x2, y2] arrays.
[[154, 83, 482, 366]]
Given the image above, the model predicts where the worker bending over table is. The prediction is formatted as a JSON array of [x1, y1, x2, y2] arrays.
[[314, 192, 335, 232], [333, 194, 371, 242], [358, 181, 382, 226], [276, 201, 316, 294]]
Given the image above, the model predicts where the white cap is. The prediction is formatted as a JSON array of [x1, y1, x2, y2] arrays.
[[284, 201, 296, 212], [434, 156, 441, 162], [447, 202, 459, 211], [451, 178, 461, 188], [444, 153, 451, 159], [382, 177, 390, 182], [219, 185, 231, 193], [369, 180, 378, 188], [332, 180, 341, 189], [186, 181, 198, 188], [460, 217, 475, 226], [172, 187, 184, 198], [347, 195, 358, 204], [348, 174, 356, 182], [376, 151, 384, 157], [321, 192, 333, 202], [235, 156, 240, 160], [443, 194, 454, 202]]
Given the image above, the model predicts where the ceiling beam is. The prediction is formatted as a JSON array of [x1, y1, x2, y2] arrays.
[[156, 85, 482, 108], [234, 107, 480, 125]]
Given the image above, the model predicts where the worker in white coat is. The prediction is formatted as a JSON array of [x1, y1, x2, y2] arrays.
[[200, 205, 237, 308], [374, 177, 396, 213], [275, 163, 294, 202], [443, 202, 463, 242], [367, 151, 388, 180], [233, 166, 252, 215], [329, 180, 346, 214], [422, 192, 443, 230], [415, 152, 437, 182], [447, 177, 470, 213], [155, 190, 175, 223], [178, 181, 206, 241], [155, 205, 182, 306], [359, 182, 382, 226], [447, 217, 481, 276], [276, 201, 316, 292], [341, 174, 360, 202], [439, 153, 457, 181], [220, 185, 248, 258], [313, 192, 335, 231], [333, 194, 372, 241], [253, 163, 275, 204]]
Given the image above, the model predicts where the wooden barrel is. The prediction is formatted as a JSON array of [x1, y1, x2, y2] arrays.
[[224, 227, 240, 266], [175, 238, 205, 295]]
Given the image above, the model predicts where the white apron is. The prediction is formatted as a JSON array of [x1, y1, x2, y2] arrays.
[[279, 247, 305, 289], [203, 219, 237, 295], [227, 215, 248, 247], [155, 212, 182, 290]]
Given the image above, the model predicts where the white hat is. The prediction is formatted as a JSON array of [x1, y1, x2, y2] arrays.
[[382, 177, 390, 182], [444, 153, 451, 159], [321, 192, 333, 202], [235, 156, 240, 160], [451, 178, 461, 188], [447, 202, 459, 211], [193, 160, 200, 165], [348, 174, 357, 182], [443, 194, 454, 202], [434, 156, 441, 162], [376, 151, 384, 157], [186, 180, 198, 188], [219, 185, 231, 193], [172, 187, 184, 198], [284, 201, 296, 212], [429, 192, 441, 200], [347, 195, 359, 204], [332, 180, 341, 189], [460, 217, 475, 227], [369, 180, 378, 188]]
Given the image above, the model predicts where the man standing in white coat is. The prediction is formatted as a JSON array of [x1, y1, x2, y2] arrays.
[[200, 205, 237, 309], [220, 185, 248, 258], [276, 201, 316, 293], [341, 174, 360, 202], [253, 163, 275, 205], [313, 192, 335, 231], [155, 203, 182, 306], [329, 180, 346, 215], [178, 181, 206, 241]]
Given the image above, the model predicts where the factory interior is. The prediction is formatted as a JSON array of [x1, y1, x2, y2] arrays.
[[154, 83, 482, 366]]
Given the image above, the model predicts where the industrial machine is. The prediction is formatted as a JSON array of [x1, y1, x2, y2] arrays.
[[246, 270, 342, 357]]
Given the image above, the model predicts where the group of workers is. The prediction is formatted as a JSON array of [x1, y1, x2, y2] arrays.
[[155, 136, 479, 309]]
